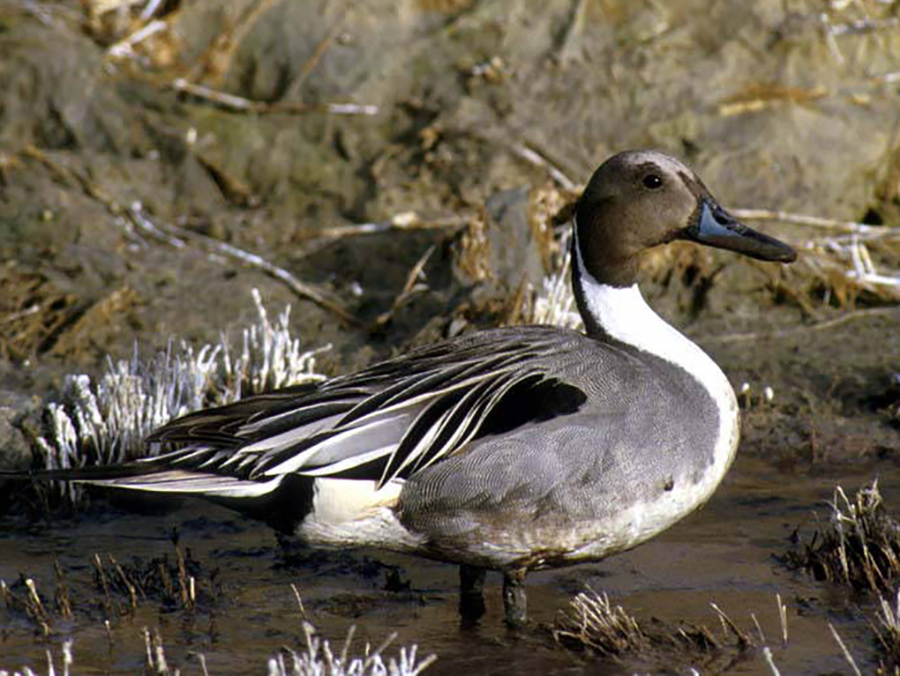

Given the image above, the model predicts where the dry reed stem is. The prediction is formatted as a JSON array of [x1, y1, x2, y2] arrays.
[[509, 143, 578, 191], [732, 208, 879, 235], [776, 593, 788, 645], [829, 622, 863, 676], [763, 646, 782, 676], [171, 79, 378, 116], [374, 245, 435, 328], [317, 212, 472, 239]]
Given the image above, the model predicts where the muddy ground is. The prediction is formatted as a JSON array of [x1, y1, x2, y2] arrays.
[[2, 0, 900, 673]]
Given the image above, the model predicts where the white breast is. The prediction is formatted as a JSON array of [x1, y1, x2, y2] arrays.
[[571, 224, 740, 556]]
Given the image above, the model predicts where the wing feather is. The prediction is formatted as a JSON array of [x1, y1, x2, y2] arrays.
[[137, 327, 587, 488]]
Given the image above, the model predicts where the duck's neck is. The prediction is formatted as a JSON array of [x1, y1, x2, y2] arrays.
[[571, 221, 740, 482], [571, 222, 731, 397]]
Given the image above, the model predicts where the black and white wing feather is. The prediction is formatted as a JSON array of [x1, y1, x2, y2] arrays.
[[112, 326, 588, 492]]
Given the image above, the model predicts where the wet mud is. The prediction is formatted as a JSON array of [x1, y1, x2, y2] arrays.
[[3, 457, 899, 673]]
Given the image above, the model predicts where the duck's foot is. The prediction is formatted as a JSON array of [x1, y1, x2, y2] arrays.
[[502, 568, 527, 627], [459, 564, 486, 621]]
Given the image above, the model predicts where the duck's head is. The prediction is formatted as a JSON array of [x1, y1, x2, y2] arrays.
[[574, 150, 796, 288]]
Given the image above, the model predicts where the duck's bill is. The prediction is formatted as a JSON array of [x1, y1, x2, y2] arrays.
[[686, 201, 797, 263]]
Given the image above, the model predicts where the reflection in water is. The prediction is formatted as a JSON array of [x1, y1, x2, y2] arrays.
[[0, 455, 892, 674]]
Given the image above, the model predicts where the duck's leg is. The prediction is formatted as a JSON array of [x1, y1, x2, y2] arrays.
[[459, 564, 486, 620], [502, 568, 528, 626]]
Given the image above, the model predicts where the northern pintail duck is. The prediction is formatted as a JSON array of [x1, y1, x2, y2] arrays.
[[39, 151, 797, 624]]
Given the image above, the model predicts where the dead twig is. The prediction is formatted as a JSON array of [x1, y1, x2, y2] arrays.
[[172, 79, 378, 116], [374, 245, 436, 327], [92, 554, 114, 618], [172, 537, 193, 610], [189, 0, 279, 84], [134, 205, 358, 326], [510, 143, 578, 191], [194, 153, 259, 207], [53, 560, 73, 620], [777, 593, 788, 645], [106, 18, 167, 61], [108, 554, 139, 611], [25, 578, 51, 636], [732, 208, 878, 235], [291, 583, 310, 620], [710, 602, 752, 649], [318, 211, 472, 239]]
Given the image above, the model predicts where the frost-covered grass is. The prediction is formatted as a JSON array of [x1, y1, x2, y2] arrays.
[[0, 624, 435, 676], [529, 230, 583, 331], [267, 623, 436, 676], [34, 289, 328, 504]]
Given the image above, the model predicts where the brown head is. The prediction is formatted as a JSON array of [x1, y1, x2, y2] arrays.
[[573, 150, 796, 288]]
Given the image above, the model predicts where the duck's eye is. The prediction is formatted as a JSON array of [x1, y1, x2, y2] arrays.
[[643, 174, 663, 189]]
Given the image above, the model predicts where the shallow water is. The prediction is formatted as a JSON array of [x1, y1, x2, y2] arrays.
[[0, 455, 895, 674]]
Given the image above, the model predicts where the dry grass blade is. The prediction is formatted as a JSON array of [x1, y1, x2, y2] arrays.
[[509, 143, 578, 191], [188, 0, 278, 84], [6, 571, 434, 673], [829, 622, 863, 676], [290, 583, 309, 620], [317, 211, 472, 239], [731, 206, 900, 305], [92, 554, 114, 618], [108, 555, 138, 611], [776, 593, 788, 645], [172, 79, 378, 116], [551, 587, 805, 672], [374, 245, 436, 328], [283, 5, 348, 101], [710, 602, 752, 649], [0, 577, 53, 637], [717, 84, 828, 117], [53, 560, 73, 620], [24, 578, 51, 637], [270, 621, 436, 675], [732, 208, 878, 235], [751, 612, 765, 643], [876, 587, 900, 669]]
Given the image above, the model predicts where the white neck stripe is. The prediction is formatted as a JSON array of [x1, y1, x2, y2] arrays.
[[573, 216, 710, 369], [572, 216, 739, 494]]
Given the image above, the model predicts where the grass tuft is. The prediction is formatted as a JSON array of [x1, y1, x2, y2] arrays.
[[783, 480, 900, 593], [553, 588, 646, 656], [30, 289, 327, 506]]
